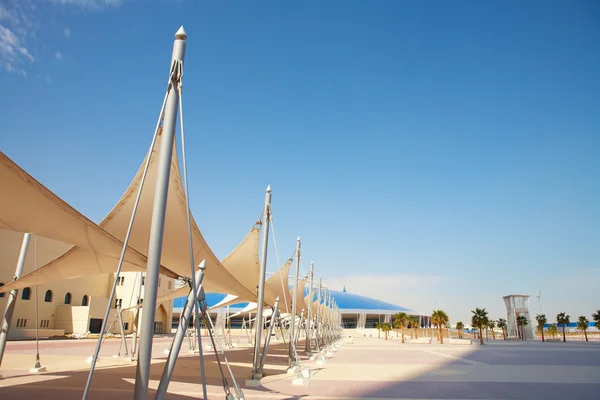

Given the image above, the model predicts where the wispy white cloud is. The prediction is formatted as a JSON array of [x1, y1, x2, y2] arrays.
[[0, 0, 126, 75], [0, 23, 35, 75], [48, 0, 123, 10]]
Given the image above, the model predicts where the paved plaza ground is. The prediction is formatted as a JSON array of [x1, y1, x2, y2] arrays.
[[0, 333, 599, 399]]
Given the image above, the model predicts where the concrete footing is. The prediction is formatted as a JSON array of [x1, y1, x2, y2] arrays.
[[245, 379, 261, 387], [29, 366, 46, 373], [292, 376, 309, 386]]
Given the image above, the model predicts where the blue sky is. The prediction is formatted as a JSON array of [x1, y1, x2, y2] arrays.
[[1, 0, 599, 324]]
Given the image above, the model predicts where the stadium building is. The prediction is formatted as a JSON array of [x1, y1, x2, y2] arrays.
[[172, 287, 428, 330]]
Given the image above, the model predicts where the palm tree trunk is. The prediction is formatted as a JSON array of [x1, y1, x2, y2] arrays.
[[479, 325, 484, 345], [541, 329, 545, 342], [492, 330, 496, 340], [562, 324, 566, 342], [439, 326, 443, 344], [401, 326, 405, 344], [584, 330, 588, 342], [502, 329, 506, 340]]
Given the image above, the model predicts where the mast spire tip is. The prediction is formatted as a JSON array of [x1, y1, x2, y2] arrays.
[[175, 26, 187, 40], [266, 184, 271, 192]]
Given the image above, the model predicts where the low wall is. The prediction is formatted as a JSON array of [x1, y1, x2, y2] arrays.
[[8, 328, 65, 339], [411, 337, 432, 344], [448, 338, 472, 345]]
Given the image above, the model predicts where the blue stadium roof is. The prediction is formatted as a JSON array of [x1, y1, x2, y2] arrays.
[[326, 290, 410, 312], [173, 289, 409, 313]]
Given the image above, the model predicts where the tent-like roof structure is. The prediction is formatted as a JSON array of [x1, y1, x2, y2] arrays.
[[0, 151, 153, 285], [1, 131, 258, 299]]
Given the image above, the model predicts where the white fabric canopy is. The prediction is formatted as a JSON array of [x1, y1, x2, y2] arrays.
[[1, 132, 256, 299], [0, 152, 154, 293], [286, 276, 307, 316], [265, 259, 291, 310], [211, 258, 293, 313], [210, 225, 278, 308]]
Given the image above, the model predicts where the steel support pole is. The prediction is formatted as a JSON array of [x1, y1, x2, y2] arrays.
[[251, 186, 271, 380], [258, 298, 280, 375], [155, 262, 205, 400], [131, 272, 144, 360], [289, 237, 301, 363], [0, 233, 31, 368], [315, 278, 322, 348], [305, 262, 314, 353], [133, 26, 187, 400], [116, 307, 128, 356], [295, 310, 304, 346]]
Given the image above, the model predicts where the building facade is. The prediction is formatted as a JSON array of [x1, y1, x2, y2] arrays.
[[0, 230, 174, 339]]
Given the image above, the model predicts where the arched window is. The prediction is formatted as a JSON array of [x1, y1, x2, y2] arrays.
[[64, 292, 72, 305], [0, 283, 4, 298], [22, 287, 31, 300], [44, 290, 53, 303], [82, 295, 89, 306]]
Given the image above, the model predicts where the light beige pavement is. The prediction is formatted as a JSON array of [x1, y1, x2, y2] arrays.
[[0, 334, 599, 399]]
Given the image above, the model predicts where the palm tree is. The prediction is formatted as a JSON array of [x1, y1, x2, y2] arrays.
[[394, 312, 408, 344], [375, 321, 382, 339], [535, 314, 547, 342], [488, 320, 496, 340], [497, 318, 507, 340], [556, 312, 570, 342], [431, 310, 449, 344], [592, 310, 600, 329], [471, 308, 489, 345], [408, 316, 419, 339], [382, 322, 392, 340], [548, 324, 558, 339], [516, 315, 528, 340], [456, 322, 464, 339], [577, 316, 589, 342]]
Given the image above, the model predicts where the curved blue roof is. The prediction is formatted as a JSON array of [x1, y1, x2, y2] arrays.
[[173, 289, 409, 313], [326, 290, 410, 312]]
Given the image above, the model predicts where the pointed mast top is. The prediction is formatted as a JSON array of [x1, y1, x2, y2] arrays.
[[175, 26, 187, 40], [266, 185, 271, 193]]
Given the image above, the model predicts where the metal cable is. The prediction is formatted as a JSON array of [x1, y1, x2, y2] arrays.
[[269, 215, 291, 316], [177, 65, 208, 399], [200, 300, 244, 399], [82, 81, 171, 400]]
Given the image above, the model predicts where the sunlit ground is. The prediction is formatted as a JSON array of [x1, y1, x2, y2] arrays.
[[0, 332, 598, 399]]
